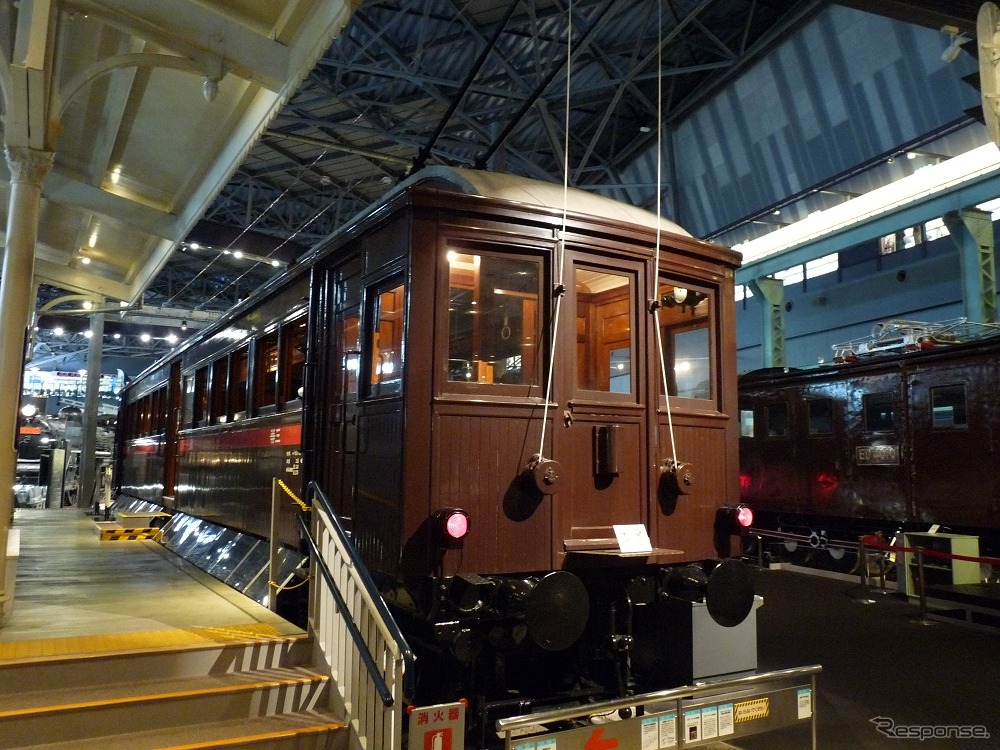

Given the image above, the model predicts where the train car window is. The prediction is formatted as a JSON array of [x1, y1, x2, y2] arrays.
[[340, 313, 361, 398], [280, 318, 307, 403], [125, 401, 136, 438], [210, 357, 229, 424], [229, 346, 250, 418], [657, 283, 712, 400], [152, 391, 160, 434], [863, 393, 896, 431], [367, 279, 406, 398], [158, 386, 168, 434], [138, 395, 148, 437], [254, 330, 280, 412], [447, 252, 540, 386], [194, 367, 209, 426], [150, 389, 160, 434], [808, 399, 834, 435], [766, 402, 788, 437], [931, 384, 967, 428], [182, 374, 195, 429], [575, 267, 634, 394], [739, 408, 754, 437]]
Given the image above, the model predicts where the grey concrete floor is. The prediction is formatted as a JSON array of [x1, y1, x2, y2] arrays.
[[740, 568, 997, 749]]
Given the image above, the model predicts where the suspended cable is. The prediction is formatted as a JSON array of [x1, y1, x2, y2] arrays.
[[196, 200, 337, 309], [650, 0, 679, 469], [166, 150, 329, 307], [535, 0, 573, 464]]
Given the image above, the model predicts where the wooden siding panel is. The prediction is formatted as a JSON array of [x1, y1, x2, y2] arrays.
[[433, 410, 551, 574]]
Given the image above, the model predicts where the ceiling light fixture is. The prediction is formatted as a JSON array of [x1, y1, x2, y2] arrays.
[[940, 27, 970, 64], [203, 75, 219, 103]]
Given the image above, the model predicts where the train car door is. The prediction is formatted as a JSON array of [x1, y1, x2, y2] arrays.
[[907, 361, 993, 529], [843, 370, 910, 523], [163, 361, 182, 499], [313, 261, 362, 523], [556, 252, 647, 555]]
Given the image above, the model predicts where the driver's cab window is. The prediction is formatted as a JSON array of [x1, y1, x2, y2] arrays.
[[446, 248, 541, 392], [574, 266, 635, 397], [656, 282, 713, 402]]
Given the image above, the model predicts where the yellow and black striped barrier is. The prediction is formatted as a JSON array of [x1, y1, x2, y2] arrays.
[[98, 527, 162, 541]]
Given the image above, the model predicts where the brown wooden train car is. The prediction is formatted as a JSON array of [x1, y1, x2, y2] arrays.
[[118, 167, 753, 733]]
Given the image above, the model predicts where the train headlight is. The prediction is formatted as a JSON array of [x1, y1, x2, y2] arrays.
[[437, 508, 470, 548], [714, 504, 753, 557]]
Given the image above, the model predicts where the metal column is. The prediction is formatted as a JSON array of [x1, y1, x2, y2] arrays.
[[748, 276, 786, 368], [944, 208, 998, 324]]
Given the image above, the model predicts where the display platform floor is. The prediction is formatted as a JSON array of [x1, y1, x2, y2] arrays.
[[0, 508, 302, 661]]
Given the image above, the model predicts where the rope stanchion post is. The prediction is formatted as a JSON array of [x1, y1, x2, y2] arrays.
[[756, 533, 764, 570], [269, 478, 280, 612], [855, 536, 877, 604], [915, 546, 935, 625], [877, 546, 888, 592]]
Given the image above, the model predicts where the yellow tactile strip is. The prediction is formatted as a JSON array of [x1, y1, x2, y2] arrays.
[[0, 672, 329, 719], [0, 622, 286, 662], [161, 722, 347, 750]]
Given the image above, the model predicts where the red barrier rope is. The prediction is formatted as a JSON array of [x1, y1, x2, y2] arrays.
[[860, 538, 1000, 567], [748, 528, 1000, 567]]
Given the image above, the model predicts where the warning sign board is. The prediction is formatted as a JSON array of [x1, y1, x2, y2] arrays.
[[512, 722, 638, 750], [408, 700, 466, 750]]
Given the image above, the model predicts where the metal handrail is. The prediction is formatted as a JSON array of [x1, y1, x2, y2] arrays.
[[496, 664, 823, 733], [302, 480, 417, 700]]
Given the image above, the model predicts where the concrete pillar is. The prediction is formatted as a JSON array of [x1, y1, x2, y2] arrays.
[[0, 145, 54, 626], [748, 276, 786, 368]]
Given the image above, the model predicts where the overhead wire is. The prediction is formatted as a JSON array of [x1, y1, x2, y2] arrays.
[[535, 0, 573, 464], [651, 0, 680, 470], [165, 149, 330, 308]]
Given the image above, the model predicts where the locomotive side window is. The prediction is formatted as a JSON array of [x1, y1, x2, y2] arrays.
[[447, 251, 540, 386], [367, 279, 406, 398], [766, 402, 788, 437], [808, 399, 833, 435], [739, 408, 754, 437], [575, 267, 634, 394], [931, 384, 967, 428], [863, 392, 895, 431], [657, 283, 712, 400]]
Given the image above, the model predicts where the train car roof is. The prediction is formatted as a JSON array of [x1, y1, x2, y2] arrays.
[[398, 166, 693, 238], [125, 167, 711, 391]]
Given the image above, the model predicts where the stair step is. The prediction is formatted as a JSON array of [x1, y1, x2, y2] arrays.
[[0, 633, 311, 695], [0, 668, 331, 747], [16, 711, 347, 750]]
